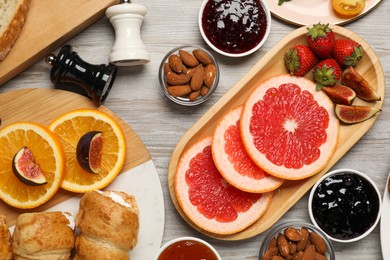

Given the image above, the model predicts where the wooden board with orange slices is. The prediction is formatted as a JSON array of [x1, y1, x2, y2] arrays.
[[168, 25, 385, 240], [0, 88, 165, 259]]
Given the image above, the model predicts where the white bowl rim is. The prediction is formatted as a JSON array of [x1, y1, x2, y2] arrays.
[[153, 236, 222, 260], [308, 168, 382, 243], [198, 0, 271, 58]]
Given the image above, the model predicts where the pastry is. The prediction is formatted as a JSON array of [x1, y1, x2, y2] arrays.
[[0, 0, 31, 61], [0, 215, 12, 260], [12, 211, 75, 260], [74, 190, 139, 260]]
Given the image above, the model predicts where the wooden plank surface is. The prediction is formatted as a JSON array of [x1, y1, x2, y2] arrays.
[[167, 25, 385, 240], [0, 88, 150, 226], [0, 0, 118, 86]]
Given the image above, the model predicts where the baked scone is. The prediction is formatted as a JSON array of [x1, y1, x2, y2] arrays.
[[0, 215, 12, 260], [12, 211, 75, 260], [0, 0, 31, 61], [74, 190, 139, 260]]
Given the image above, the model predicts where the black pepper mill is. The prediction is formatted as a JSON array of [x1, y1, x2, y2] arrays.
[[45, 45, 117, 106]]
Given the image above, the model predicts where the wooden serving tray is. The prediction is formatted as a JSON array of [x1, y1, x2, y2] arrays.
[[0, 0, 118, 86], [0, 88, 150, 226], [168, 26, 385, 240]]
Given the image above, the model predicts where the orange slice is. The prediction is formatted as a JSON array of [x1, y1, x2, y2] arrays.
[[0, 122, 65, 209], [175, 136, 272, 235], [212, 106, 284, 193], [241, 75, 339, 180], [49, 109, 126, 193]]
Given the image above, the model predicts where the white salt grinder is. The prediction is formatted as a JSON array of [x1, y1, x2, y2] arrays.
[[106, 0, 150, 66]]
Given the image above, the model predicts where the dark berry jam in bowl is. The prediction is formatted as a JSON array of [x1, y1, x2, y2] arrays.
[[198, 0, 271, 57], [308, 169, 382, 243]]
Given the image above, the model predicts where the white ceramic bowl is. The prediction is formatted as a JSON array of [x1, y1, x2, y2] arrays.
[[153, 236, 221, 260], [308, 168, 382, 243], [198, 0, 271, 57]]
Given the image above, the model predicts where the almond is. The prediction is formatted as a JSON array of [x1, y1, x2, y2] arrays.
[[268, 237, 277, 250], [179, 50, 199, 67], [189, 90, 200, 101], [310, 232, 327, 254], [193, 49, 213, 65], [262, 247, 278, 260], [164, 63, 172, 74], [297, 227, 309, 251], [168, 54, 184, 73], [190, 64, 205, 91], [301, 245, 315, 260], [289, 241, 298, 255], [277, 233, 290, 258], [284, 227, 303, 242], [167, 85, 192, 97], [204, 64, 217, 88], [314, 252, 328, 260], [292, 251, 304, 260], [167, 72, 190, 85], [200, 85, 209, 96]]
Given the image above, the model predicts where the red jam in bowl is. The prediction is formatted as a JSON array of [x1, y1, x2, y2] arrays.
[[201, 0, 268, 54], [158, 239, 218, 260]]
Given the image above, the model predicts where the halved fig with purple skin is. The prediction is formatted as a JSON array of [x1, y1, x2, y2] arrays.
[[12, 146, 47, 186], [335, 104, 381, 124], [76, 131, 103, 173], [342, 66, 381, 101], [322, 84, 356, 105]]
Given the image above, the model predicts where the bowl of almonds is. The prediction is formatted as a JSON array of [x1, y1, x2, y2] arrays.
[[159, 45, 219, 106], [259, 221, 335, 260]]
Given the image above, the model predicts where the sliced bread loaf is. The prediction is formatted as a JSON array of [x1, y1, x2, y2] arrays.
[[0, 0, 31, 61]]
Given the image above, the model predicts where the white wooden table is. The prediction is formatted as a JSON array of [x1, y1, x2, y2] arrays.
[[1, 1, 389, 259]]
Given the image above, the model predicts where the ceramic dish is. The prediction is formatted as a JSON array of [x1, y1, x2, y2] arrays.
[[198, 0, 271, 57], [266, 0, 382, 26], [258, 221, 335, 260], [159, 45, 219, 106], [167, 25, 385, 241], [380, 171, 390, 258], [308, 169, 382, 243], [153, 236, 221, 260]]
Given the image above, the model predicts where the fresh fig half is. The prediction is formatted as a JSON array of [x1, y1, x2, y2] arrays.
[[342, 66, 381, 101], [335, 104, 381, 124], [12, 146, 47, 186], [322, 84, 356, 106], [76, 131, 103, 173]]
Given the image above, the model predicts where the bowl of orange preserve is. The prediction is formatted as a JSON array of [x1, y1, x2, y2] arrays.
[[153, 236, 221, 260]]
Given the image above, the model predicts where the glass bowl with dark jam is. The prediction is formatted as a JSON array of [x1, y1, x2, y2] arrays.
[[153, 236, 221, 260], [198, 0, 271, 57], [309, 169, 382, 243]]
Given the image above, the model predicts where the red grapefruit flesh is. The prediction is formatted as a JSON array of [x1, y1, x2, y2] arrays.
[[241, 75, 339, 180], [212, 106, 284, 193], [175, 137, 273, 235]]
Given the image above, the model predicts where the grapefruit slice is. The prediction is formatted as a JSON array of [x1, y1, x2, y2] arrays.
[[175, 136, 272, 235], [212, 106, 284, 193], [241, 75, 339, 180]]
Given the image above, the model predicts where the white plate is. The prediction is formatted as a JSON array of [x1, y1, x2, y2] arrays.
[[10, 160, 165, 260], [381, 172, 390, 259], [265, 0, 382, 26]]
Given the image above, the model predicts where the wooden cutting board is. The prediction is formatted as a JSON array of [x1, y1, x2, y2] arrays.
[[0, 0, 118, 86], [0, 88, 151, 226]]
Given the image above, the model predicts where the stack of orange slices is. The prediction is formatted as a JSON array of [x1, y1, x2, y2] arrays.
[[0, 109, 126, 209], [174, 74, 339, 235]]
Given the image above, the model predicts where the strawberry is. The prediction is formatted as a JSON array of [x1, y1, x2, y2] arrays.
[[306, 23, 335, 59], [284, 44, 318, 76], [333, 38, 363, 67], [313, 58, 342, 90]]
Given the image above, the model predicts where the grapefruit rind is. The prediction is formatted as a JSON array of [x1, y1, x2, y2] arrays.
[[49, 109, 126, 193], [212, 106, 284, 193], [175, 136, 273, 235], [0, 122, 65, 209], [241, 75, 339, 180]]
